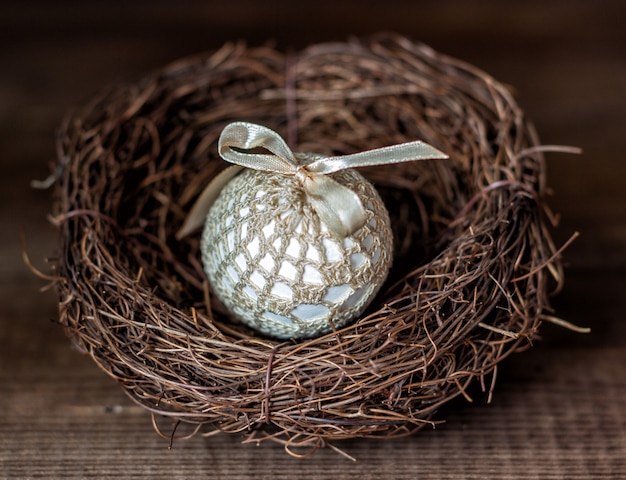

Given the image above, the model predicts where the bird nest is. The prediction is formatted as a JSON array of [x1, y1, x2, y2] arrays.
[[50, 34, 568, 456]]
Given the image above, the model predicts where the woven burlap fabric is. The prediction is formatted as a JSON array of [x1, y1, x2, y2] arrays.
[[200, 158, 393, 339]]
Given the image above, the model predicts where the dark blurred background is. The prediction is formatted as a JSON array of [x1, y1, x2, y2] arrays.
[[1, 1, 625, 478]]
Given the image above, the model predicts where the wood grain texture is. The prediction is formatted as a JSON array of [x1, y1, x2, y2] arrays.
[[1, 0, 625, 478]]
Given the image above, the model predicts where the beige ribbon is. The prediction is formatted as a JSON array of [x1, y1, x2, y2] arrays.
[[177, 122, 447, 239]]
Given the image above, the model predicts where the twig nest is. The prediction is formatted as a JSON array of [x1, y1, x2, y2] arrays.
[[50, 34, 568, 454], [200, 161, 392, 339]]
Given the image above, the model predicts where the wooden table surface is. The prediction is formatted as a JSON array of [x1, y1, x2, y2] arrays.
[[2, 1, 625, 478]]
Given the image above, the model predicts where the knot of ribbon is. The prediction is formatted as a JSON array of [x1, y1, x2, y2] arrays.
[[177, 121, 448, 240]]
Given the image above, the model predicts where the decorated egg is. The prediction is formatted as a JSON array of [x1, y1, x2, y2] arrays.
[[182, 122, 447, 339], [201, 163, 392, 339]]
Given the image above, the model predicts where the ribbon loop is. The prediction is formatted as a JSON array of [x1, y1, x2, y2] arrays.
[[178, 121, 448, 240], [219, 122, 296, 174]]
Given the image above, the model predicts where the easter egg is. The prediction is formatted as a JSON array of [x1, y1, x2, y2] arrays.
[[200, 162, 392, 339]]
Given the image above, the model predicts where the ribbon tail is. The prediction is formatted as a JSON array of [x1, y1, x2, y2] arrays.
[[176, 165, 244, 239], [303, 175, 366, 237], [308, 141, 448, 174]]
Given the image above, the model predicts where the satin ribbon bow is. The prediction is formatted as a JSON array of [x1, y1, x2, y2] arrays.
[[177, 122, 448, 239]]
